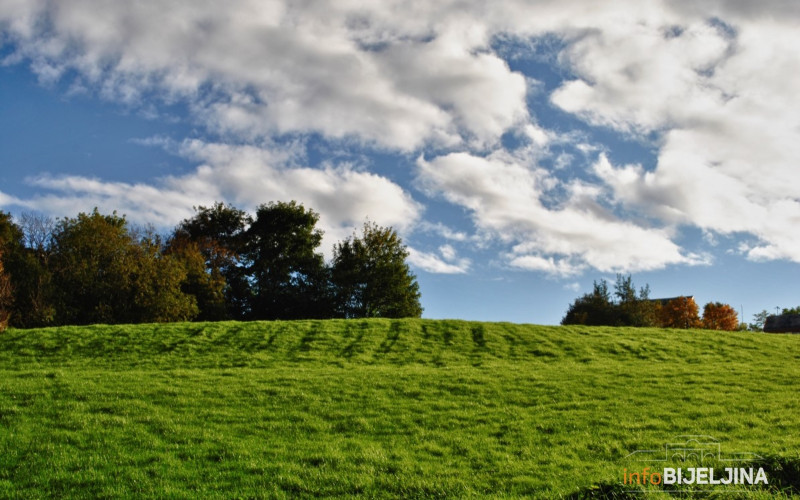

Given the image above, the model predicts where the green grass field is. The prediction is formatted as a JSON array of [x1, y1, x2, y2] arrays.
[[1, 319, 799, 498]]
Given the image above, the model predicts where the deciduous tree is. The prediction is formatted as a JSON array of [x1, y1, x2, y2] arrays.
[[659, 296, 701, 329], [0, 247, 12, 332], [173, 202, 251, 319], [331, 221, 422, 318], [561, 279, 615, 326], [701, 302, 739, 331], [245, 201, 331, 319], [0, 212, 55, 327], [165, 237, 227, 321], [50, 209, 196, 325]]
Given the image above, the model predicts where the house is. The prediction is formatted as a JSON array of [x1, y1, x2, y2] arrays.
[[649, 296, 695, 306], [764, 314, 800, 333]]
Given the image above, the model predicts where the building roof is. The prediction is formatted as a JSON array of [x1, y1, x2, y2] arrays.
[[648, 296, 694, 305]]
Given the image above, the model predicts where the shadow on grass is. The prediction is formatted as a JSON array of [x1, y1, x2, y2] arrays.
[[471, 325, 487, 349], [339, 321, 367, 358], [378, 321, 402, 353]]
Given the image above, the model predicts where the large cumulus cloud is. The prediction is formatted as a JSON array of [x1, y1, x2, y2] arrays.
[[1, 0, 799, 273]]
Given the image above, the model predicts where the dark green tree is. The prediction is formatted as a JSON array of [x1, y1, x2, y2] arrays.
[[0, 246, 11, 331], [173, 202, 251, 319], [561, 279, 616, 325], [614, 274, 659, 327], [164, 237, 227, 321], [331, 221, 422, 318], [245, 201, 331, 320], [563, 275, 659, 327], [50, 209, 196, 325], [0, 212, 55, 327]]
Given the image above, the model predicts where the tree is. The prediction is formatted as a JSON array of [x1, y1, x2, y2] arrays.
[[128, 234, 199, 323], [0, 212, 55, 327], [561, 279, 615, 325], [701, 302, 738, 331], [50, 209, 196, 325], [173, 202, 251, 319], [19, 212, 54, 252], [245, 201, 331, 320], [749, 309, 770, 331], [614, 274, 660, 327], [659, 296, 700, 329], [562, 275, 659, 327], [164, 237, 227, 321], [331, 221, 422, 318], [0, 247, 12, 332]]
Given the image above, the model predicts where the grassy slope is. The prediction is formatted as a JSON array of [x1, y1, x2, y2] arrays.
[[0, 319, 799, 498]]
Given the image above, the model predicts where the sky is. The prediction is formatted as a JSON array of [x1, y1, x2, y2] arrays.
[[1, 1, 799, 325]]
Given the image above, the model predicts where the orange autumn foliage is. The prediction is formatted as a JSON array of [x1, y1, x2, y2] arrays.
[[659, 296, 701, 329], [701, 302, 739, 331]]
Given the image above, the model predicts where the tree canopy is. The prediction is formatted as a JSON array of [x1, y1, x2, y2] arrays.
[[0, 247, 12, 332], [331, 222, 422, 319], [245, 201, 330, 320], [0, 202, 424, 328], [562, 275, 658, 327], [563, 275, 737, 331], [701, 302, 739, 331], [49, 209, 196, 325]]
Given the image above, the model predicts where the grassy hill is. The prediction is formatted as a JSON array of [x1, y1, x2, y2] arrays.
[[1, 319, 799, 498]]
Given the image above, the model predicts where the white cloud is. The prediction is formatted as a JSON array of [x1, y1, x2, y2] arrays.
[[0, 0, 528, 150], [508, 254, 585, 278], [1, 140, 422, 254], [407, 245, 470, 274], [579, 16, 800, 263], [417, 222, 470, 242], [417, 151, 700, 276], [3, 0, 800, 272]]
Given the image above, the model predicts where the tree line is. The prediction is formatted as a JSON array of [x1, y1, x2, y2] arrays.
[[561, 274, 741, 330], [0, 202, 422, 330]]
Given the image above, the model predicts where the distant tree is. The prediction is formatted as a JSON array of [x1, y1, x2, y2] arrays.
[[173, 202, 251, 319], [749, 309, 770, 331], [0, 213, 21, 330], [5, 248, 55, 328], [19, 212, 54, 252], [659, 296, 701, 329], [0, 212, 55, 327], [562, 275, 658, 327], [0, 247, 12, 332], [50, 209, 196, 325], [165, 237, 227, 321], [562, 279, 615, 325], [331, 221, 422, 318], [245, 201, 331, 320], [614, 274, 660, 327], [0, 212, 23, 248], [781, 306, 800, 315], [701, 302, 739, 331], [130, 234, 199, 323]]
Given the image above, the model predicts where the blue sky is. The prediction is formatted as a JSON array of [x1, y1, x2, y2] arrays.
[[2, 1, 800, 324]]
